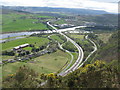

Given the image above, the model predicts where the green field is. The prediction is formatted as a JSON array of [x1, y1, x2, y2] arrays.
[[69, 52, 78, 68], [53, 19, 66, 24], [63, 41, 78, 52], [50, 34, 64, 43], [23, 47, 33, 51], [2, 50, 71, 78], [97, 33, 112, 43], [37, 15, 53, 18], [2, 13, 53, 32], [1, 36, 49, 51], [68, 34, 85, 39], [3, 18, 48, 32], [1, 56, 15, 60]]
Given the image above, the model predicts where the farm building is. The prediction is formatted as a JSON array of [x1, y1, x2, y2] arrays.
[[13, 43, 29, 50]]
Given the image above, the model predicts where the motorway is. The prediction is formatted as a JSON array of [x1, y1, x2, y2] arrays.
[[37, 23, 97, 87], [47, 22, 84, 76], [48, 34, 74, 73], [78, 35, 97, 68]]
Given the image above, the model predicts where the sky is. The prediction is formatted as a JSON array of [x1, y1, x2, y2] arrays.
[[0, 0, 119, 13]]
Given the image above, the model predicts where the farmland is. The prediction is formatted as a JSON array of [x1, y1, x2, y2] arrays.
[[2, 12, 53, 33], [68, 34, 85, 40], [97, 33, 112, 43], [53, 19, 66, 24], [1, 36, 50, 51], [50, 34, 65, 43], [2, 50, 71, 78], [1, 5, 119, 89]]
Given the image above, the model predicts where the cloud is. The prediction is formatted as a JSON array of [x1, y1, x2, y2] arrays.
[[0, 0, 118, 13]]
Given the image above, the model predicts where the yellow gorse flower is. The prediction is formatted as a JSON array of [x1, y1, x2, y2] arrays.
[[8, 74, 14, 77], [47, 73, 56, 78]]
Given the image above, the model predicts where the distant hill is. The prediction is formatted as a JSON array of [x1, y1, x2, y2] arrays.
[[2, 9, 29, 15], [78, 14, 118, 26], [2, 6, 109, 15]]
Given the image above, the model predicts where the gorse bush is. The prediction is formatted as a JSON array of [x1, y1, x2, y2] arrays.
[[3, 65, 40, 88], [42, 60, 120, 88], [2, 60, 119, 88]]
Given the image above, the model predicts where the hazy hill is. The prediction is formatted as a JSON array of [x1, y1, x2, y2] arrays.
[[2, 6, 109, 15], [77, 14, 118, 26]]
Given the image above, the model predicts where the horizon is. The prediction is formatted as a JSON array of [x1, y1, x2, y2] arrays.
[[0, 0, 118, 13]]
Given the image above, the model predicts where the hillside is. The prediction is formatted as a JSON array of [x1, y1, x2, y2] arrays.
[[77, 14, 118, 26], [95, 31, 119, 62], [2, 31, 119, 88], [2, 60, 119, 88]]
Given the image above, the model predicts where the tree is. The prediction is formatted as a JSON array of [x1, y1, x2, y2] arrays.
[[26, 51, 30, 55], [2, 50, 15, 56], [3, 66, 40, 88]]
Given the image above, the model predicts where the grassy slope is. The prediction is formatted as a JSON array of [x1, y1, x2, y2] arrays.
[[97, 33, 112, 43], [68, 34, 84, 39], [94, 31, 119, 62], [2, 50, 71, 78]]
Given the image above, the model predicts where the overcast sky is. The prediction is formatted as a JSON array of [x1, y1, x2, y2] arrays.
[[0, 0, 119, 13]]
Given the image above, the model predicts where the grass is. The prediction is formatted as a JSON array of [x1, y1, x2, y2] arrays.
[[97, 33, 112, 43], [23, 47, 33, 51], [54, 19, 66, 24], [63, 41, 78, 52], [2, 56, 15, 60], [37, 15, 53, 18], [0, 66, 2, 88], [69, 52, 78, 68], [2, 13, 52, 33], [1, 37, 49, 51], [50, 34, 64, 43], [2, 50, 71, 79], [3, 19, 48, 32], [68, 34, 85, 40]]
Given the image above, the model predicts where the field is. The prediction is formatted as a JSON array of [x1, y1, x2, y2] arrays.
[[37, 15, 53, 18], [97, 33, 112, 43], [1, 56, 15, 60], [50, 34, 64, 43], [69, 52, 78, 68], [2, 50, 71, 78], [53, 19, 66, 24], [23, 47, 33, 51], [2, 13, 53, 33], [1, 36, 49, 51], [68, 34, 85, 40], [63, 41, 78, 52]]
